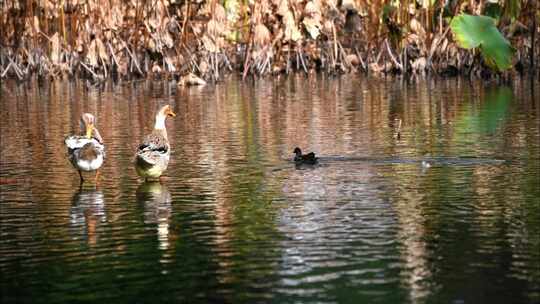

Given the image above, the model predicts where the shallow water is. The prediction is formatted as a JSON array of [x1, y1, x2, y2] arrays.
[[1, 75, 539, 303]]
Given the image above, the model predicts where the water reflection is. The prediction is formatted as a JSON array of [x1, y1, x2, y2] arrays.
[[136, 182, 172, 251], [277, 163, 401, 300], [69, 187, 106, 246], [0, 77, 538, 303]]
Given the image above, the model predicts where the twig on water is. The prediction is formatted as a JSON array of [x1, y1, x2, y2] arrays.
[[427, 26, 450, 64], [107, 42, 120, 68], [1, 61, 13, 78], [355, 47, 366, 71], [338, 41, 351, 71], [180, 1, 191, 44], [385, 39, 402, 71], [7, 56, 24, 80], [122, 40, 143, 75], [222, 53, 233, 71], [80, 61, 99, 79], [298, 48, 308, 73]]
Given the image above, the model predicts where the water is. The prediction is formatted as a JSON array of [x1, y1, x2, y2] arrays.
[[1, 75, 539, 303]]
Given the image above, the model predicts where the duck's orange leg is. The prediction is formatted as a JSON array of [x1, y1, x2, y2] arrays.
[[95, 170, 100, 185]]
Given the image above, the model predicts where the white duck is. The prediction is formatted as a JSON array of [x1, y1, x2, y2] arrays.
[[135, 105, 176, 181], [65, 113, 105, 184]]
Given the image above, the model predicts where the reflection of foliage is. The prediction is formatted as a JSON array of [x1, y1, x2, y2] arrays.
[[227, 92, 282, 248], [476, 87, 512, 134], [455, 87, 512, 139], [451, 86, 512, 157]]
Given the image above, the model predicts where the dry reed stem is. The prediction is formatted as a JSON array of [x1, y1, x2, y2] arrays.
[[0, 0, 538, 80]]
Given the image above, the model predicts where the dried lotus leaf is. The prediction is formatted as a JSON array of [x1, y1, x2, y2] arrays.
[[323, 20, 334, 35], [163, 32, 173, 48], [207, 19, 221, 37], [202, 35, 218, 53], [148, 37, 156, 52], [178, 73, 206, 86], [96, 38, 109, 63], [33, 16, 40, 34], [440, 38, 448, 53], [346, 54, 359, 65], [303, 17, 321, 40], [410, 18, 425, 38], [214, 3, 226, 22], [192, 22, 203, 36], [117, 54, 128, 75], [50, 32, 61, 64], [152, 63, 162, 73], [412, 57, 427, 71], [198, 61, 209, 75], [283, 11, 302, 41], [276, 0, 289, 16], [254, 23, 271, 46], [304, 1, 321, 16], [87, 39, 98, 66]]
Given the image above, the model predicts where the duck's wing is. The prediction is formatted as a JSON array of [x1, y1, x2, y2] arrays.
[[65, 136, 105, 153], [78, 142, 101, 161], [136, 130, 169, 165], [304, 152, 317, 161], [137, 131, 169, 153], [65, 136, 105, 171], [66, 135, 92, 150]]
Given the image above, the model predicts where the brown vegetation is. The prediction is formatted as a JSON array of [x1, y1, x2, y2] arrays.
[[0, 0, 538, 81]]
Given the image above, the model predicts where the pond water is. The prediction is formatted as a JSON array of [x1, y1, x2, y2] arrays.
[[1, 75, 539, 303]]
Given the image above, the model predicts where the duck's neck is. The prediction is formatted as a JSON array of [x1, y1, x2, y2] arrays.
[[154, 113, 167, 130], [154, 114, 168, 140]]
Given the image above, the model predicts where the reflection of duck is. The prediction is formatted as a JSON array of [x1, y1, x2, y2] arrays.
[[293, 147, 318, 165], [136, 182, 172, 250], [69, 188, 106, 246], [135, 105, 176, 181], [65, 113, 105, 184], [394, 118, 402, 140]]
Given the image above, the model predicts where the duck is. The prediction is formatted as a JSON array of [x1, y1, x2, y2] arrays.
[[135, 104, 176, 181], [65, 113, 105, 184], [293, 147, 318, 165]]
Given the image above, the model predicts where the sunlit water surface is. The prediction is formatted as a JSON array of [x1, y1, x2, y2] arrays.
[[1, 75, 539, 303]]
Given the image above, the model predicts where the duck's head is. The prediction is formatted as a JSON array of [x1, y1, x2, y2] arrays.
[[80, 113, 96, 138], [79, 113, 103, 143], [154, 105, 176, 130], [293, 147, 302, 156], [158, 105, 176, 118]]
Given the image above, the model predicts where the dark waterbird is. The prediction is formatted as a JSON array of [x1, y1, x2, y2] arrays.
[[293, 147, 318, 165]]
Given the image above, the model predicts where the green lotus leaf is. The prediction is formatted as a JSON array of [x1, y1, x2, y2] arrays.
[[450, 14, 515, 71]]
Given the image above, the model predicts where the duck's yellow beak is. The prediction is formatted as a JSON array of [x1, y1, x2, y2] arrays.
[[166, 108, 176, 117], [86, 124, 94, 138]]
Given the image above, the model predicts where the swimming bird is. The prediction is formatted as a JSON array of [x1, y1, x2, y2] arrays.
[[65, 113, 105, 184], [293, 147, 318, 165], [135, 104, 176, 181]]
